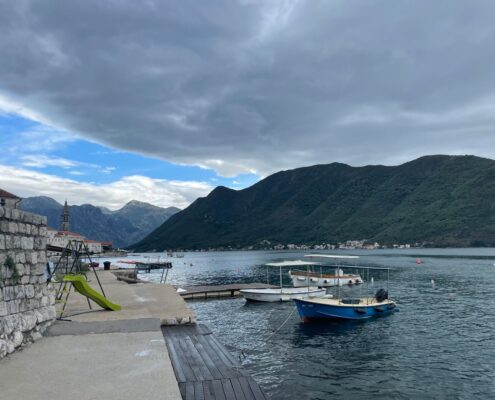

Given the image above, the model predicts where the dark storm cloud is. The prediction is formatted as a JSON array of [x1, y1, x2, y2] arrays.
[[2, 0, 495, 176]]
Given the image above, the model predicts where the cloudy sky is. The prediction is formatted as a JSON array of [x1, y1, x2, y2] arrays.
[[1, 0, 495, 209]]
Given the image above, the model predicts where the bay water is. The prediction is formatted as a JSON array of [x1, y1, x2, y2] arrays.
[[124, 249, 495, 399]]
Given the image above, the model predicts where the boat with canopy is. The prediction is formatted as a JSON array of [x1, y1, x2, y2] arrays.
[[240, 260, 327, 302], [293, 256, 397, 321], [289, 254, 363, 287]]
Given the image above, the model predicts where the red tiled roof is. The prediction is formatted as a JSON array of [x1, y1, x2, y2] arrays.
[[84, 239, 101, 243], [0, 189, 21, 199]]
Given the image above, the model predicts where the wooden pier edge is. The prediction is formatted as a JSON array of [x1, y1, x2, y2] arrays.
[[162, 324, 268, 400], [179, 283, 276, 300]]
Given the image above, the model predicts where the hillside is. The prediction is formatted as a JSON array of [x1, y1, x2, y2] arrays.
[[132, 155, 495, 250], [20, 197, 179, 248]]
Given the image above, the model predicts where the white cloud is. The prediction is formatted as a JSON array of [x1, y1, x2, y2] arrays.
[[20, 155, 78, 169], [0, 164, 213, 210]]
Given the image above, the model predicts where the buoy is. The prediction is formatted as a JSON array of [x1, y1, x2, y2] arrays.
[[371, 277, 374, 283], [431, 279, 435, 286], [416, 258, 423, 264]]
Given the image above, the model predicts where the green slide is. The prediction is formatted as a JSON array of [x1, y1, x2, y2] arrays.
[[63, 274, 122, 311]]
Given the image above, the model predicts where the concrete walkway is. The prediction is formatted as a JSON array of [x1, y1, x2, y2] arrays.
[[0, 271, 196, 400]]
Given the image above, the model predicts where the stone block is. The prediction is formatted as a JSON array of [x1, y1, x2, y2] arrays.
[[0, 300, 7, 317], [0, 220, 9, 233], [13, 331, 23, 348], [8, 221, 18, 234], [19, 311, 37, 332], [15, 285, 25, 299], [0, 207, 4, 218], [25, 285, 35, 299], [39, 226, 47, 237], [17, 223, 26, 234], [11, 209, 21, 221], [6, 340, 14, 354], [0, 339, 6, 358], [21, 236, 34, 250], [32, 214, 43, 225], [22, 212, 34, 224], [0, 234, 5, 250], [7, 300, 18, 314]]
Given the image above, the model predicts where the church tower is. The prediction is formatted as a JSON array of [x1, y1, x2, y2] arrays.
[[60, 200, 70, 231]]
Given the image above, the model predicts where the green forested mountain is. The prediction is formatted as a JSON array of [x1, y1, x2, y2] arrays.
[[132, 155, 495, 250]]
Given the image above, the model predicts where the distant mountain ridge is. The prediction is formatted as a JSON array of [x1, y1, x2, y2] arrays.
[[20, 197, 179, 248], [132, 155, 495, 250]]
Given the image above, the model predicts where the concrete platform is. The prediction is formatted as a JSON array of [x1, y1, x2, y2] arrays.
[[0, 330, 182, 400], [58, 271, 196, 325]]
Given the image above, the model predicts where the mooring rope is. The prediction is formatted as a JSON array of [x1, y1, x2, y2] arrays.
[[266, 307, 297, 342]]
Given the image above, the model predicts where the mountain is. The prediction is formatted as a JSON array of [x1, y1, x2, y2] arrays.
[[20, 197, 180, 248], [132, 155, 495, 250]]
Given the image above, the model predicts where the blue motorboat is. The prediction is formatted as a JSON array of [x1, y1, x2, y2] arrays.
[[294, 288, 398, 322]]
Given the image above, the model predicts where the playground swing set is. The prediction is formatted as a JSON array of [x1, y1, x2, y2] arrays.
[[48, 240, 121, 320]]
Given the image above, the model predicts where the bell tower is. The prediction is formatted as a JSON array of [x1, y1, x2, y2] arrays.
[[60, 200, 70, 231]]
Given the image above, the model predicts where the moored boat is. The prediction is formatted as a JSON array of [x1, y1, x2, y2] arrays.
[[289, 268, 363, 287], [294, 289, 397, 321], [241, 287, 327, 302], [240, 260, 328, 302]]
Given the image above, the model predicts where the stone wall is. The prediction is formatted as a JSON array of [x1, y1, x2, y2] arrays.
[[0, 207, 55, 358]]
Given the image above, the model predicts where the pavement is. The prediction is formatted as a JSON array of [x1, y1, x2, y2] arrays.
[[0, 270, 197, 400]]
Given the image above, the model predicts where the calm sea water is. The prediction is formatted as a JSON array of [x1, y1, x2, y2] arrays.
[[111, 249, 495, 399]]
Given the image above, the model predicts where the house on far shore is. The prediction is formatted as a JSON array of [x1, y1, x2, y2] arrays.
[[0, 188, 22, 209]]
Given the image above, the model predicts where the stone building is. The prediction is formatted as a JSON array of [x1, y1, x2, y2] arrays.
[[0, 189, 21, 209]]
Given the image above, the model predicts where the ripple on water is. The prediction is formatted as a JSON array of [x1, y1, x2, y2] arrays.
[[138, 249, 495, 399]]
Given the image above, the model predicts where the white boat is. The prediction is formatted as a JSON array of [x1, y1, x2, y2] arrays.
[[289, 268, 363, 287], [240, 260, 328, 302], [241, 287, 327, 302]]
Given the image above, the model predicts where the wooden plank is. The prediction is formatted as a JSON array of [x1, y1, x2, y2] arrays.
[[164, 337, 187, 382], [238, 377, 256, 400], [211, 379, 227, 400], [246, 377, 266, 400], [221, 379, 236, 400], [183, 337, 215, 381], [203, 380, 215, 400], [185, 382, 195, 400], [167, 337, 197, 382], [196, 335, 242, 379], [209, 335, 244, 367], [179, 382, 186, 399], [230, 378, 248, 400], [177, 337, 208, 381], [194, 341, 224, 380], [194, 382, 205, 400]]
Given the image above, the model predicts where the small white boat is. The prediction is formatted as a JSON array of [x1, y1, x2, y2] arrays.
[[240, 287, 327, 302], [240, 260, 327, 302], [289, 268, 363, 287]]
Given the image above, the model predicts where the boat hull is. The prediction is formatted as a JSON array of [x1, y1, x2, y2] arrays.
[[294, 298, 397, 321], [240, 288, 327, 302]]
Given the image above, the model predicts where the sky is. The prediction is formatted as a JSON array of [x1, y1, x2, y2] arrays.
[[1, 1, 495, 209]]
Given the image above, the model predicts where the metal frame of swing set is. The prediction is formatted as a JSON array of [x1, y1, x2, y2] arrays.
[[50, 240, 106, 320]]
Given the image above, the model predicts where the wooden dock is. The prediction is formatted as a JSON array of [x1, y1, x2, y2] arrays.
[[179, 283, 276, 300], [162, 324, 267, 400]]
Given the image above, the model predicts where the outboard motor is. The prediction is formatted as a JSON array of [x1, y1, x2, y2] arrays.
[[375, 288, 388, 302]]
